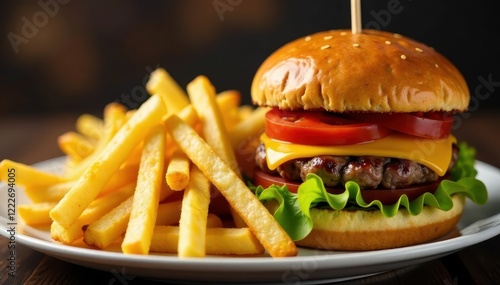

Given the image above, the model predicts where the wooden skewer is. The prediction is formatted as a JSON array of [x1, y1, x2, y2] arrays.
[[351, 0, 362, 34]]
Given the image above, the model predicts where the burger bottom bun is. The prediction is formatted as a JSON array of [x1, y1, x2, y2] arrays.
[[296, 194, 465, 251]]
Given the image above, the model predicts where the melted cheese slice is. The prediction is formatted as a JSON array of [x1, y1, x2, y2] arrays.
[[262, 133, 457, 176]]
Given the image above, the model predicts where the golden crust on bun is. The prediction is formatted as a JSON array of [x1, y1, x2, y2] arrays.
[[251, 29, 469, 113]]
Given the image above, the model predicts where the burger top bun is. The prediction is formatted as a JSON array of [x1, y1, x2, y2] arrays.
[[251, 29, 469, 113]]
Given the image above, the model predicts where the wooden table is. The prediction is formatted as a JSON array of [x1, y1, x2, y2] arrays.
[[1, 111, 499, 285]]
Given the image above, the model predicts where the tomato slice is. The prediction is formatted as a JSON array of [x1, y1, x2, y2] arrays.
[[345, 112, 454, 139], [253, 169, 441, 205], [265, 109, 392, 146]]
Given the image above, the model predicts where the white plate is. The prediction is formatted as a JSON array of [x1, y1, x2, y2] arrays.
[[1, 157, 500, 284]]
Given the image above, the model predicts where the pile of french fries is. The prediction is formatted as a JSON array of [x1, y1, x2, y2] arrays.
[[0, 68, 297, 258]]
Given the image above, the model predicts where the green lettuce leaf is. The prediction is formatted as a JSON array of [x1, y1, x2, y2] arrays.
[[251, 141, 489, 241], [452, 141, 478, 180]]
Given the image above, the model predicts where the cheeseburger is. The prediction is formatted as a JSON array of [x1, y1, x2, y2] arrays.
[[250, 29, 487, 250]]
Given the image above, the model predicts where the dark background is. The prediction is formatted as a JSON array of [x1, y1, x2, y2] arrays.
[[1, 0, 499, 116]]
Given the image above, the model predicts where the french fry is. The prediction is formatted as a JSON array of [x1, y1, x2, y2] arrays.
[[150, 226, 265, 255], [122, 125, 165, 255], [165, 149, 190, 191], [51, 183, 135, 244], [9, 69, 301, 259], [175, 104, 199, 127], [217, 90, 241, 108], [215, 90, 241, 131], [61, 103, 126, 164], [164, 115, 297, 257], [75, 114, 104, 142], [104, 102, 127, 129], [83, 196, 134, 249], [97, 164, 139, 198], [205, 227, 264, 255], [95, 102, 128, 152], [229, 106, 269, 177], [146, 68, 190, 114], [155, 200, 182, 226], [18, 202, 57, 226], [24, 180, 75, 203], [229, 107, 269, 149], [62, 146, 101, 180], [187, 76, 241, 177], [178, 165, 211, 258], [63, 103, 129, 180], [121, 142, 143, 168], [162, 104, 200, 159], [187, 76, 246, 227], [0, 159, 64, 187], [125, 109, 136, 120], [122, 103, 197, 170], [237, 105, 255, 121], [58, 132, 95, 162], [50, 95, 167, 228]]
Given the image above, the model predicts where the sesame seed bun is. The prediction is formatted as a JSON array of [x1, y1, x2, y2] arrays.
[[295, 194, 465, 250], [251, 29, 469, 112]]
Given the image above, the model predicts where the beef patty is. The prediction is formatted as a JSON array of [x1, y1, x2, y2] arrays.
[[255, 143, 458, 189]]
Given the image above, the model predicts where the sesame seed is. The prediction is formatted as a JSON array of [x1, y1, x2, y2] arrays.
[[352, 43, 360, 48], [324, 35, 333, 40], [415, 47, 423, 53], [435, 63, 439, 68], [385, 40, 392, 45], [400, 54, 407, 60], [340, 32, 347, 36], [321, 45, 330, 50], [305, 36, 311, 42], [394, 33, 402, 38]]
